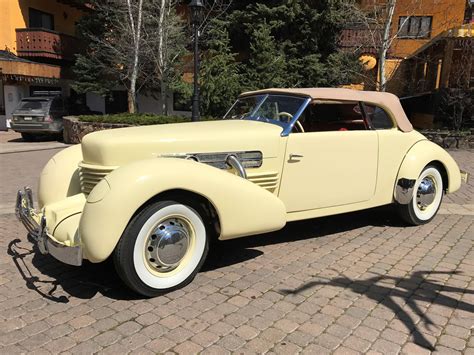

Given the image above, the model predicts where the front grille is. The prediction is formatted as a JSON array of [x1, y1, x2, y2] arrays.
[[79, 163, 115, 195], [247, 171, 279, 191]]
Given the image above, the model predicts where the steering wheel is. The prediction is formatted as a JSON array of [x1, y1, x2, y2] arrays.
[[278, 112, 305, 133], [278, 112, 293, 121], [292, 121, 305, 133]]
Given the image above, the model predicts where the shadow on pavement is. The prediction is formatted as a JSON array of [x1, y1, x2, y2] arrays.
[[8, 205, 408, 302], [280, 270, 474, 350]]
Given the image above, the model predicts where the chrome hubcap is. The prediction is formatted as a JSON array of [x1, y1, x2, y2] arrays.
[[416, 176, 436, 209], [145, 217, 191, 272]]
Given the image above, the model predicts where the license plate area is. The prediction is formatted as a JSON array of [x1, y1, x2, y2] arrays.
[[23, 116, 33, 121]]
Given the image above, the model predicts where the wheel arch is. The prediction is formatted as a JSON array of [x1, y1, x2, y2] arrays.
[[131, 188, 221, 241], [427, 160, 449, 192]]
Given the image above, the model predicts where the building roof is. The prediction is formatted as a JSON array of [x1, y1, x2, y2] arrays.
[[240, 88, 413, 132], [0, 50, 34, 64]]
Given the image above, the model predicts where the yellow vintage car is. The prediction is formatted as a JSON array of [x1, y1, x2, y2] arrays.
[[16, 88, 468, 296]]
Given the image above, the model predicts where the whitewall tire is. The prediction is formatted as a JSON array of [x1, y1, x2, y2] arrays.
[[114, 200, 209, 297], [398, 165, 444, 225]]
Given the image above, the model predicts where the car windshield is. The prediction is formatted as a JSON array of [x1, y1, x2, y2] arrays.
[[224, 94, 307, 129], [16, 99, 50, 112]]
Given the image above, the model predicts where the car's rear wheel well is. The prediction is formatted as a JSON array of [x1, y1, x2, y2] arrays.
[[134, 189, 221, 240], [428, 161, 449, 192]]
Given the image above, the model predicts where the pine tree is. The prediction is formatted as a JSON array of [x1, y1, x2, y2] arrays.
[[229, 0, 362, 88], [200, 19, 241, 117], [243, 22, 287, 90]]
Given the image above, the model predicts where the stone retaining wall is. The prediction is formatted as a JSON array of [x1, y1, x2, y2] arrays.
[[63, 116, 132, 144], [64, 116, 474, 149], [420, 130, 474, 149]]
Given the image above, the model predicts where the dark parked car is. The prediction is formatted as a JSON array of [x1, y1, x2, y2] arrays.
[[10, 95, 101, 141], [10, 96, 67, 141]]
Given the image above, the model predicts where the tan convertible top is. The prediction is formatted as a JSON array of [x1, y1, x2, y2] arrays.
[[241, 88, 413, 132]]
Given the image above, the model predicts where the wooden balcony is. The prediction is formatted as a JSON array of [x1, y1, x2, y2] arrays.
[[339, 27, 385, 55], [16, 28, 81, 61]]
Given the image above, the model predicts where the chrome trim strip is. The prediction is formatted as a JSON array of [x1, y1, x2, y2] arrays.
[[15, 187, 82, 266], [159, 151, 263, 170], [281, 97, 312, 137], [395, 178, 416, 204], [226, 154, 247, 179]]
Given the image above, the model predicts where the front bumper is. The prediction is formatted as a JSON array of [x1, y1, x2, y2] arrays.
[[15, 187, 82, 266]]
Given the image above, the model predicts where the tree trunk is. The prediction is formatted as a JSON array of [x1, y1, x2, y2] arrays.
[[127, 0, 143, 113], [378, 0, 396, 92], [160, 77, 168, 115], [128, 89, 136, 113], [157, 0, 167, 115]]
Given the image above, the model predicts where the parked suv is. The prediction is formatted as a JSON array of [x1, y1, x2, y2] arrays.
[[10, 95, 67, 141]]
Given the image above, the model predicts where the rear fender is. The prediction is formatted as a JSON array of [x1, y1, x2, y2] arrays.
[[394, 140, 461, 203], [79, 158, 286, 262]]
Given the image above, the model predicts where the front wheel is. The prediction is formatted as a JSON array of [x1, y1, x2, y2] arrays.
[[114, 200, 209, 297], [398, 165, 444, 225]]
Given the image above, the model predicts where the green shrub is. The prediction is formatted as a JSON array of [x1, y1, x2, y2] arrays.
[[78, 113, 193, 125]]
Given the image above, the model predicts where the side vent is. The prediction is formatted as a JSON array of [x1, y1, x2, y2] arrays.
[[79, 163, 115, 195], [247, 171, 279, 191]]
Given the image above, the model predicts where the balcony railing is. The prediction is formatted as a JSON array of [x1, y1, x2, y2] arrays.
[[16, 28, 81, 61], [339, 27, 386, 55]]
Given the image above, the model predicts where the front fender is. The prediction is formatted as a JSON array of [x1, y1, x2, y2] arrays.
[[38, 144, 83, 208], [394, 140, 461, 201], [79, 158, 286, 262]]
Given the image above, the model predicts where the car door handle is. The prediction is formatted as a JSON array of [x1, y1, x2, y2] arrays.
[[289, 153, 304, 160]]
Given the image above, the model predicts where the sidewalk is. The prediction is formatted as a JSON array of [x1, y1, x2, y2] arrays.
[[0, 131, 70, 154]]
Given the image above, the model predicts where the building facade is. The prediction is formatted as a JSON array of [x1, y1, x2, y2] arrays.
[[0, 0, 188, 130], [340, 0, 472, 96], [0, 0, 88, 129]]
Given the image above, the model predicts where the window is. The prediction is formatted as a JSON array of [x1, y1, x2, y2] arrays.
[[299, 101, 369, 132], [398, 16, 432, 39], [29, 8, 54, 30], [363, 104, 394, 129]]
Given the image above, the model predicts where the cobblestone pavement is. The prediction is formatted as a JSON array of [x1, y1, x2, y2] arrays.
[[0, 148, 472, 354]]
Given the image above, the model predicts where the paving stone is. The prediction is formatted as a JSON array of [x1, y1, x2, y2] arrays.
[[191, 330, 219, 347], [43, 336, 77, 353], [94, 330, 122, 347], [438, 335, 467, 351], [371, 339, 401, 354], [146, 338, 176, 353], [234, 324, 260, 340], [116, 321, 142, 336], [287, 330, 316, 348], [172, 340, 204, 354], [217, 334, 246, 351]]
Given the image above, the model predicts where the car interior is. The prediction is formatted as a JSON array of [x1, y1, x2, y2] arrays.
[[298, 100, 369, 132]]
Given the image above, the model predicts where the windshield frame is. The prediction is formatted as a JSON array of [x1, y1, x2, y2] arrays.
[[224, 94, 311, 136]]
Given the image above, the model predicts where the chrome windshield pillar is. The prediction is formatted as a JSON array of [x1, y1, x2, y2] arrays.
[[281, 97, 311, 137]]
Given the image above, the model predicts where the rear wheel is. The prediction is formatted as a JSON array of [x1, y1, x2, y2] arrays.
[[398, 165, 444, 225], [113, 200, 209, 297]]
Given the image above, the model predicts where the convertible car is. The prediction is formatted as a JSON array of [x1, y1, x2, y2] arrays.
[[16, 88, 468, 296]]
